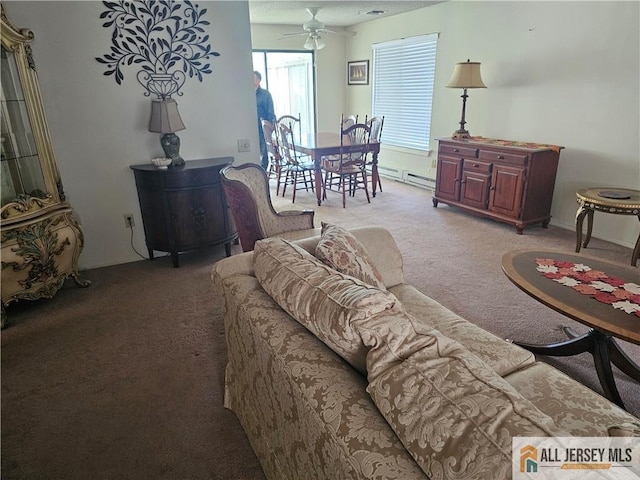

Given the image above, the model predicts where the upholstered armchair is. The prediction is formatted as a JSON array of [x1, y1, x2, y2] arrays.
[[221, 163, 318, 252]]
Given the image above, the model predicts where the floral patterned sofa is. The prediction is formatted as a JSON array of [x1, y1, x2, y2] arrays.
[[212, 225, 639, 480]]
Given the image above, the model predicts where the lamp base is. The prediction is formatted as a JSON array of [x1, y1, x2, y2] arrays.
[[452, 129, 471, 139], [160, 132, 185, 167]]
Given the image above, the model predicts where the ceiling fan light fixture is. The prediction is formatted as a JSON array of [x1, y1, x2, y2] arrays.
[[303, 35, 315, 50], [304, 34, 325, 50]]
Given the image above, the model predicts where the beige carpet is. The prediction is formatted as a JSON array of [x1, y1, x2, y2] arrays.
[[2, 177, 638, 480]]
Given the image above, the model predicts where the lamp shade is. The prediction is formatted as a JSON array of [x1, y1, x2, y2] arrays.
[[446, 60, 486, 89], [148, 99, 186, 133]]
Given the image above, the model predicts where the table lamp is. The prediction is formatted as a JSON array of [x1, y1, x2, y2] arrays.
[[446, 59, 486, 139], [148, 98, 186, 166]]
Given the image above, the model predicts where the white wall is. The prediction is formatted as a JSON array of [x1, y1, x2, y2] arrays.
[[344, 1, 639, 248], [4, 1, 258, 269]]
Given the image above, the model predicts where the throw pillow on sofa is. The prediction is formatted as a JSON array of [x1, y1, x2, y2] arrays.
[[315, 222, 386, 290], [354, 308, 566, 480], [254, 237, 397, 374]]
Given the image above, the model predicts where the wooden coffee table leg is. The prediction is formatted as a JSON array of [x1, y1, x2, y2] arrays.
[[608, 338, 640, 383], [515, 329, 627, 409], [513, 330, 593, 357], [592, 332, 625, 408]]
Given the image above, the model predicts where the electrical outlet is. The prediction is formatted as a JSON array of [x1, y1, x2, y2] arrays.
[[124, 213, 134, 228], [237, 138, 251, 152]]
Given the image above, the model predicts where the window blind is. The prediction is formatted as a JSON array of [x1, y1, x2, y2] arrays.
[[372, 33, 438, 151]]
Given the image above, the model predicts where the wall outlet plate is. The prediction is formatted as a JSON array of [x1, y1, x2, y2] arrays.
[[237, 139, 251, 152], [124, 214, 134, 228]]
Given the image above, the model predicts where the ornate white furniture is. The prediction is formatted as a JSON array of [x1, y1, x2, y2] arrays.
[[1, 7, 89, 327]]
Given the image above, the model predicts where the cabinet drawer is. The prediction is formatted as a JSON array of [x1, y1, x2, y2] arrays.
[[479, 149, 528, 166], [463, 159, 492, 174], [164, 167, 220, 189], [439, 144, 478, 158]]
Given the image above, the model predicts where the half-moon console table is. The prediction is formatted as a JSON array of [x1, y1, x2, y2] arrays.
[[131, 157, 238, 267]]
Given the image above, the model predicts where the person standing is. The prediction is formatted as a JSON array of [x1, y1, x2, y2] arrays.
[[254, 71, 276, 170]]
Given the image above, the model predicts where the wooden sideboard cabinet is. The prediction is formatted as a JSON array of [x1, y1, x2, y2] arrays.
[[130, 157, 238, 267], [432, 138, 563, 234]]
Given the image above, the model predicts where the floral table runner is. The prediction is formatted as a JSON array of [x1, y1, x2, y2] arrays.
[[468, 136, 563, 153], [535, 258, 640, 317]]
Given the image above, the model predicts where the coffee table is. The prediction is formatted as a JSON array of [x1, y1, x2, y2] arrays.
[[502, 249, 640, 409]]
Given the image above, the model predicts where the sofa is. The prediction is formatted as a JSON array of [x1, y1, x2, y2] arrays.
[[212, 225, 639, 480]]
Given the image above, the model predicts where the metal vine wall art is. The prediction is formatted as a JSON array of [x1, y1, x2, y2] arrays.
[[95, 0, 220, 99]]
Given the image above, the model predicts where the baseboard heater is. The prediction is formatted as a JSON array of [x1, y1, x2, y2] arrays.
[[402, 171, 435, 191], [376, 164, 403, 180], [376, 165, 435, 191]]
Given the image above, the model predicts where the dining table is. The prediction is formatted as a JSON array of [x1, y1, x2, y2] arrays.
[[295, 132, 381, 206]]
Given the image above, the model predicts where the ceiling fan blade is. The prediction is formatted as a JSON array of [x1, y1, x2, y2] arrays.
[[318, 29, 357, 37], [280, 31, 309, 38]]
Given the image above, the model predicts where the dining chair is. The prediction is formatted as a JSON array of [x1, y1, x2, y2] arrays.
[[220, 163, 316, 252], [342, 114, 358, 130], [277, 114, 302, 137], [321, 122, 372, 208], [322, 113, 361, 192], [366, 115, 385, 192], [278, 121, 316, 203], [261, 119, 286, 195]]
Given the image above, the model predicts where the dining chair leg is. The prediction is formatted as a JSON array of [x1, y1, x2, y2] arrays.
[[341, 176, 347, 208], [292, 170, 298, 203], [275, 166, 282, 196], [363, 170, 370, 203]]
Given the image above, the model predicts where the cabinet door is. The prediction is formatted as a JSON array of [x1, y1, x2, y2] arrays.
[[166, 185, 226, 249], [435, 155, 462, 201], [461, 171, 491, 209], [489, 165, 525, 218]]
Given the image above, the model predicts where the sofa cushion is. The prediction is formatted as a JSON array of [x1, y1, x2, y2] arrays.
[[504, 362, 640, 436], [353, 308, 565, 480], [254, 237, 398, 374], [315, 222, 386, 290], [390, 284, 535, 376]]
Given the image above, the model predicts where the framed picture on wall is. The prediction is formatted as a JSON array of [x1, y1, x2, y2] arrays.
[[347, 60, 369, 85]]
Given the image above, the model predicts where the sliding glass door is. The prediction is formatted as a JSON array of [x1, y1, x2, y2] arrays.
[[252, 50, 316, 136]]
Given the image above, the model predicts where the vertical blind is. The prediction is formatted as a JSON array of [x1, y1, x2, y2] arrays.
[[372, 33, 439, 151]]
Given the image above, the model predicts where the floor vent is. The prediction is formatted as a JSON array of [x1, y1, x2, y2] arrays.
[[402, 171, 435, 190]]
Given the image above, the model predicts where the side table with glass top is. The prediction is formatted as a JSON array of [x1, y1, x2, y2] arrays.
[[575, 187, 640, 267]]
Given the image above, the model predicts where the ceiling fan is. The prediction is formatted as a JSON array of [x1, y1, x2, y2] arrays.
[[280, 7, 356, 50]]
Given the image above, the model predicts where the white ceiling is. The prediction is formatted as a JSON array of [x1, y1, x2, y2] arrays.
[[248, 1, 442, 28]]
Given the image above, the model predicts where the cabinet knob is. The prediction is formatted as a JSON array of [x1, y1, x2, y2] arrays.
[[498, 155, 505, 159], [490, 186, 496, 191], [472, 163, 479, 168], [453, 148, 459, 152]]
